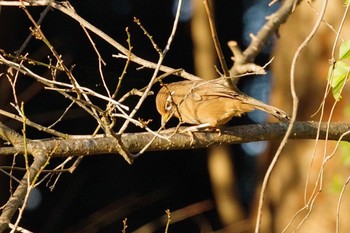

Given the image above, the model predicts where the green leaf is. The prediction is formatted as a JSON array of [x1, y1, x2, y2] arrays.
[[331, 174, 343, 193], [339, 40, 350, 60], [328, 61, 350, 100], [345, 0, 350, 7], [340, 141, 350, 166], [344, 104, 350, 118]]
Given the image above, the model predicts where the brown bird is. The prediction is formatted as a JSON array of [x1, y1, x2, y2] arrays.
[[155, 78, 289, 127]]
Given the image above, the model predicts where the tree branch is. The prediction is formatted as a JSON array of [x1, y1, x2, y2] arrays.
[[230, 0, 299, 75], [0, 150, 49, 232], [1, 121, 349, 160]]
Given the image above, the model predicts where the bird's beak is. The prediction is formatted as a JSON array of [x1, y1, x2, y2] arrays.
[[161, 112, 170, 126]]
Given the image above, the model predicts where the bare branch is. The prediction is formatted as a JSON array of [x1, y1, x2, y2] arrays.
[[255, 0, 328, 231], [49, 1, 200, 81], [203, 0, 229, 77], [231, 0, 299, 75], [0, 150, 49, 232], [1, 121, 350, 159]]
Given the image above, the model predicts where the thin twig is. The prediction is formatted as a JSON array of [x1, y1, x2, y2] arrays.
[[203, 0, 229, 77], [15, 0, 53, 56], [0, 109, 68, 138], [254, 0, 327, 232], [112, 27, 133, 99], [336, 175, 350, 233], [49, 1, 200, 81], [303, 0, 350, 210], [118, 0, 183, 134]]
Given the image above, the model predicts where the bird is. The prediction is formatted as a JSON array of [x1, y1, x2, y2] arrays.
[[155, 78, 290, 128]]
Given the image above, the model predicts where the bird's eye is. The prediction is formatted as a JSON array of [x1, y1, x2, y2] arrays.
[[165, 100, 172, 111], [165, 91, 175, 111]]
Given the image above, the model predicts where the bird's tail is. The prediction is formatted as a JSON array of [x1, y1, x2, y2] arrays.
[[241, 95, 290, 121]]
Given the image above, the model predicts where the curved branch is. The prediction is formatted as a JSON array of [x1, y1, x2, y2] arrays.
[[243, 0, 297, 62], [230, 0, 299, 75]]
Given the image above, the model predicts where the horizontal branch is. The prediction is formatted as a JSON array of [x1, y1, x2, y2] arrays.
[[1, 121, 350, 160]]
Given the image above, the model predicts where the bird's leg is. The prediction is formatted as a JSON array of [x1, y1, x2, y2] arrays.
[[180, 123, 223, 144], [187, 130, 197, 145], [179, 123, 209, 145]]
